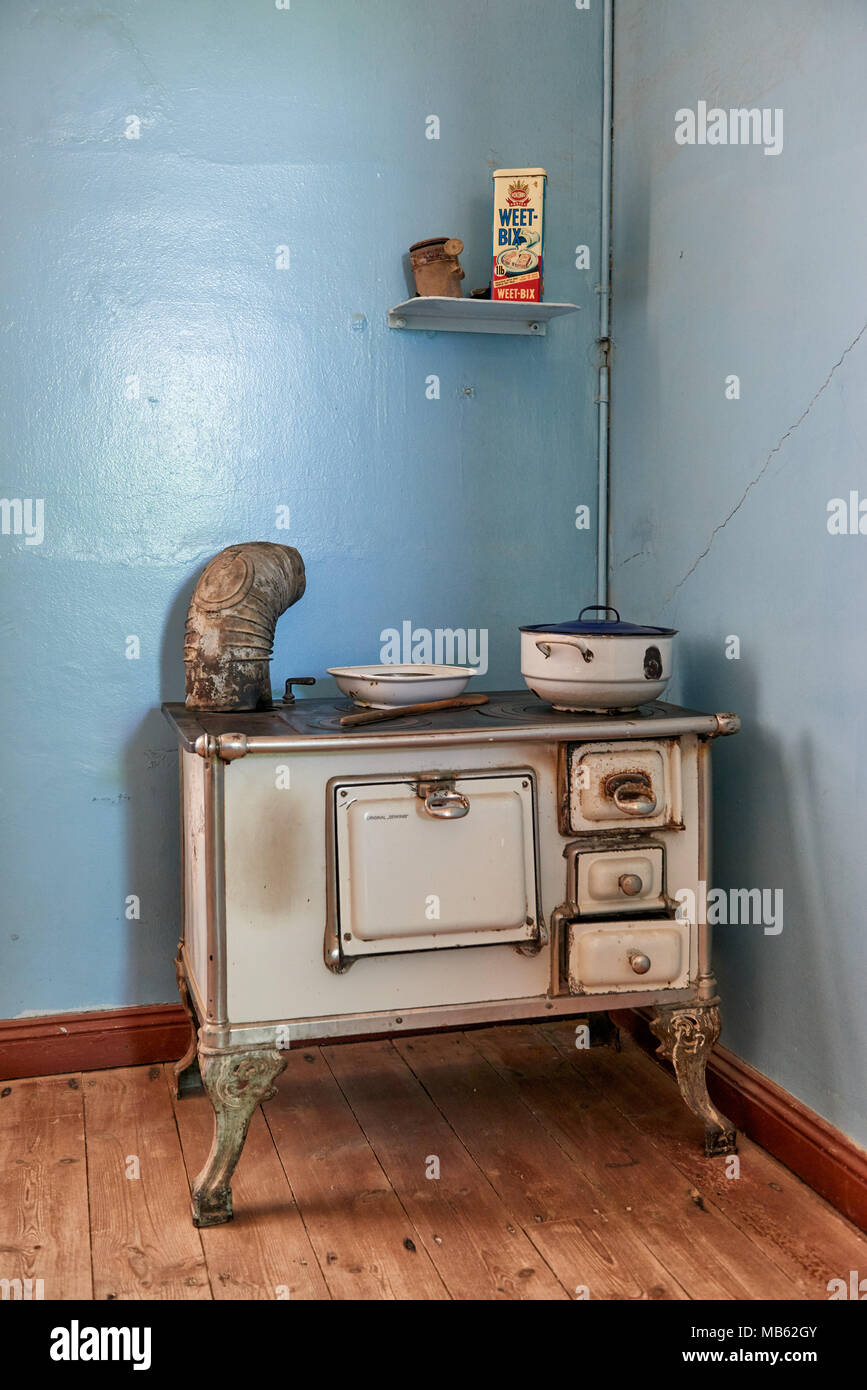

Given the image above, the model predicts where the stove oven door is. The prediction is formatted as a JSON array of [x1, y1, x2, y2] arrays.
[[328, 771, 541, 968]]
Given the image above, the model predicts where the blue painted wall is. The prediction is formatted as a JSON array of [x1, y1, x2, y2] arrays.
[[610, 1, 867, 1146], [0, 2, 603, 1015]]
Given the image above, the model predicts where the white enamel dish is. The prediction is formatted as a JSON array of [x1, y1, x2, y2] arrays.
[[327, 664, 476, 708]]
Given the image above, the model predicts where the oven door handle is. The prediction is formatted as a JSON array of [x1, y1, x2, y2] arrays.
[[422, 788, 470, 819]]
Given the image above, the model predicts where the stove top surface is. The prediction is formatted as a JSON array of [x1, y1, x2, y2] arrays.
[[278, 691, 673, 735], [162, 690, 727, 751]]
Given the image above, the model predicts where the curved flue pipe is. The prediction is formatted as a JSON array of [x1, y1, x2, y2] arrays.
[[184, 542, 306, 711]]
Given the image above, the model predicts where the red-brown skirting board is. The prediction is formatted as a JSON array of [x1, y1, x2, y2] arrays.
[[1, 1001, 865, 1233], [0, 1004, 188, 1081], [610, 1008, 867, 1235]]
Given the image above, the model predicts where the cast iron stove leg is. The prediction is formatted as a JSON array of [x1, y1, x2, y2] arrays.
[[191, 1048, 287, 1227], [649, 1000, 737, 1156], [172, 946, 201, 1099]]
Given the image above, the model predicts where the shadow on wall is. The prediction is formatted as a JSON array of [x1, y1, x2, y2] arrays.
[[122, 549, 315, 1007], [679, 638, 848, 1109], [121, 571, 196, 1007]]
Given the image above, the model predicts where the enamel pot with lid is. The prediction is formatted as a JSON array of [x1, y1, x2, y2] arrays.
[[519, 606, 677, 712]]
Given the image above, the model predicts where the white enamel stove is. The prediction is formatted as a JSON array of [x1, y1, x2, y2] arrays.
[[163, 692, 741, 1226]]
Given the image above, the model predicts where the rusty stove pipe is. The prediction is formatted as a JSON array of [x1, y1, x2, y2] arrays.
[[184, 542, 306, 711]]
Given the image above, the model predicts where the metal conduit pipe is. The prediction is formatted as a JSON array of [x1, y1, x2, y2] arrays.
[[596, 0, 614, 607]]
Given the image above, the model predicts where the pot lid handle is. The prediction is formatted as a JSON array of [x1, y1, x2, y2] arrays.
[[577, 604, 621, 622]]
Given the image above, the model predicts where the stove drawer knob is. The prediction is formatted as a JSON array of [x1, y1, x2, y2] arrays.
[[628, 951, 651, 975], [618, 873, 643, 897]]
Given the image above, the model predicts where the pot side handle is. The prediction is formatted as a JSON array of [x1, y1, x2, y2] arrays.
[[535, 637, 595, 664]]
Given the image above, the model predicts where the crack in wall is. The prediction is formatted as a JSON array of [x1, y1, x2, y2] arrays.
[[664, 316, 867, 603], [616, 548, 648, 569]]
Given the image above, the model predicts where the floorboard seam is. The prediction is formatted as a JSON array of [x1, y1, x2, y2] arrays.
[[319, 1043, 453, 1300], [545, 1031, 827, 1297], [79, 1071, 99, 1302], [162, 1065, 215, 1301], [323, 1038, 573, 1300], [392, 1032, 593, 1298]]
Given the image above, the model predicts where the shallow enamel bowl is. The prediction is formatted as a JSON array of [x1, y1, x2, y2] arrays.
[[327, 664, 476, 708]]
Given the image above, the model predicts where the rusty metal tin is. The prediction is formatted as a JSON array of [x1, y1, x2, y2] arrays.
[[409, 237, 465, 297]]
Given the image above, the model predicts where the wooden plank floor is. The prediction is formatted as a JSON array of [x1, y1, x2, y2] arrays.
[[1, 1025, 865, 1300]]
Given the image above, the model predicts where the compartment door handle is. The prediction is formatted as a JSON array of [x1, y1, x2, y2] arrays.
[[609, 777, 658, 817], [423, 789, 470, 819], [613, 783, 657, 816]]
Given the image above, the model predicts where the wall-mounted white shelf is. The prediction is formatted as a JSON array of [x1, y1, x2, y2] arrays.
[[387, 296, 580, 336]]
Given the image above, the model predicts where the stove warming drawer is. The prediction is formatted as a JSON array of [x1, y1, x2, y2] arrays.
[[567, 919, 689, 993], [569, 843, 665, 915]]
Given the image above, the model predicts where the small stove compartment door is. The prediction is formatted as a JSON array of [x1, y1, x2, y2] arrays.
[[333, 773, 539, 960], [567, 920, 690, 993], [567, 739, 682, 832], [574, 846, 665, 916]]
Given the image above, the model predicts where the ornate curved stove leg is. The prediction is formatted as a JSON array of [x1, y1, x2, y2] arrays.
[[191, 1048, 287, 1227], [172, 946, 201, 1099], [649, 1000, 737, 1156]]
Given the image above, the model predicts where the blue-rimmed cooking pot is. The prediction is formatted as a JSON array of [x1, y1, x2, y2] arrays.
[[519, 605, 678, 711]]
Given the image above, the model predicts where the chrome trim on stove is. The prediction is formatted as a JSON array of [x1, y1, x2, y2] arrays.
[[178, 756, 186, 957], [196, 988, 695, 1050], [696, 736, 716, 998], [181, 940, 207, 1025], [713, 713, 741, 737], [549, 901, 581, 996], [185, 714, 738, 758], [203, 753, 228, 1025], [194, 731, 248, 760]]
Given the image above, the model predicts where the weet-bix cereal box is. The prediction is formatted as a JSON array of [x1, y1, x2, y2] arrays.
[[491, 167, 546, 302]]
